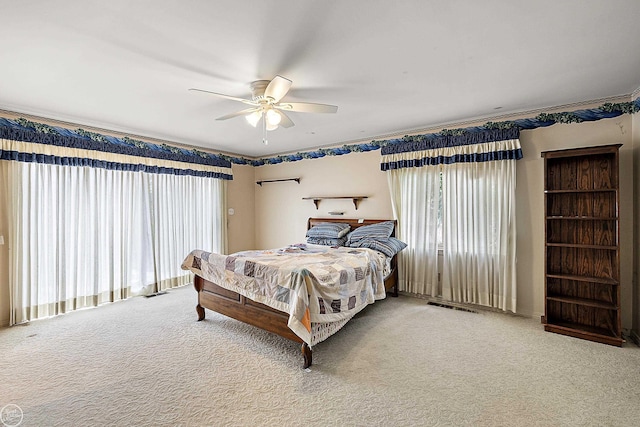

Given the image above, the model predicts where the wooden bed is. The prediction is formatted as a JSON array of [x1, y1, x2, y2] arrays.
[[192, 218, 398, 368]]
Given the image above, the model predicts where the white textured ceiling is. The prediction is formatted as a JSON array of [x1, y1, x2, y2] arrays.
[[1, 0, 639, 158]]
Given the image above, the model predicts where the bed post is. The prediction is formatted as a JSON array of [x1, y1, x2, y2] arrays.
[[194, 276, 206, 321], [302, 343, 312, 369]]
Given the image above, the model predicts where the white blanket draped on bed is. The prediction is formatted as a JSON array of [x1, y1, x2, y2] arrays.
[[181, 244, 387, 345]]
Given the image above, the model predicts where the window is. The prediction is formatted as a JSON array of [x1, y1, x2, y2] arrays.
[[4, 162, 226, 324]]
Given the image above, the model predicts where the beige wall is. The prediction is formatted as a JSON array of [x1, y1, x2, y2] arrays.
[[226, 164, 256, 254], [252, 115, 636, 329], [253, 150, 392, 249]]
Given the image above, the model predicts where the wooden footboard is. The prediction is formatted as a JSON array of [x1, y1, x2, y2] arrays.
[[194, 263, 397, 368], [194, 275, 313, 368]]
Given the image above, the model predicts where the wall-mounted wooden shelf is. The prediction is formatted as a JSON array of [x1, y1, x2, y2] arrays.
[[302, 196, 368, 210], [256, 178, 300, 186]]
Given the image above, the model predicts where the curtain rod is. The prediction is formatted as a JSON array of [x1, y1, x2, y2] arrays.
[[256, 178, 300, 186]]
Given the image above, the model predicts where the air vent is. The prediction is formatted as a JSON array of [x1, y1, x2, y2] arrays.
[[427, 301, 477, 313], [144, 291, 168, 298]]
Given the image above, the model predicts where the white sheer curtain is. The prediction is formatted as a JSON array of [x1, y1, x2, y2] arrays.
[[149, 173, 227, 291], [387, 166, 440, 295], [382, 131, 521, 312], [3, 161, 227, 325], [441, 153, 517, 312]]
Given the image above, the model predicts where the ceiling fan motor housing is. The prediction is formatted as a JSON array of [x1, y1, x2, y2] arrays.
[[249, 80, 271, 102]]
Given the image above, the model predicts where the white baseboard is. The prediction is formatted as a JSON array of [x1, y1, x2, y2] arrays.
[[630, 329, 640, 347]]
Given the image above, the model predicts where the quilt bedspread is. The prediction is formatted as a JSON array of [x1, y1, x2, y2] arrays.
[[181, 244, 386, 345]]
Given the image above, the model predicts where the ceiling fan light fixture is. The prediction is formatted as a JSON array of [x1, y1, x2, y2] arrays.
[[245, 111, 261, 127], [266, 121, 279, 131], [266, 109, 281, 126]]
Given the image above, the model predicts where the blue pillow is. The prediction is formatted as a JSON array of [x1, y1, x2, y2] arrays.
[[307, 236, 348, 247], [348, 237, 407, 257], [346, 221, 395, 245], [306, 222, 351, 239]]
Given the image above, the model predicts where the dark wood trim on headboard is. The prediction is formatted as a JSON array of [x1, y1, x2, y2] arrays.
[[307, 218, 396, 237]]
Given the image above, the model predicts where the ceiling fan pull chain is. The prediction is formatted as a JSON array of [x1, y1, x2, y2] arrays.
[[262, 111, 268, 145]]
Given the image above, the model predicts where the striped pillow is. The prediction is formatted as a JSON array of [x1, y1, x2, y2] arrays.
[[306, 222, 351, 239], [306, 236, 348, 247], [346, 221, 395, 245], [348, 237, 407, 257]]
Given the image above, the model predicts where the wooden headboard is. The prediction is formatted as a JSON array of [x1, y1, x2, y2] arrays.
[[307, 217, 399, 297], [307, 218, 396, 237]]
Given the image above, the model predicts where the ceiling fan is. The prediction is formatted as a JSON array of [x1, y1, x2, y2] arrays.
[[189, 75, 338, 145]]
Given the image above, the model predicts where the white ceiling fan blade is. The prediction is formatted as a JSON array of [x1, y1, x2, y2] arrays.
[[216, 107, 261, 121], [264, 75, 292, 102], [277, 110, 295, 128], [189, 88, 257, 106], [276, 102, 338, 114]]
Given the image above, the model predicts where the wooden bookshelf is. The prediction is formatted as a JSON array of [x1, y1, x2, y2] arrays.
[[541, 144, 623, 346]]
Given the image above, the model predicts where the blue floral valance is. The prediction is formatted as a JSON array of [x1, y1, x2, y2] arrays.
[[253, 97, 639, 166], [0, 118, 233, 179], [0, 149, 231, 179], [381, 128, 520, 155], [1, 95, 637, 169], [380, 128, 522, 171]]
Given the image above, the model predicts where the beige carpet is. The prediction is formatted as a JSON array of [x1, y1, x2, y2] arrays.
[[1, 285, 639, 427]]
